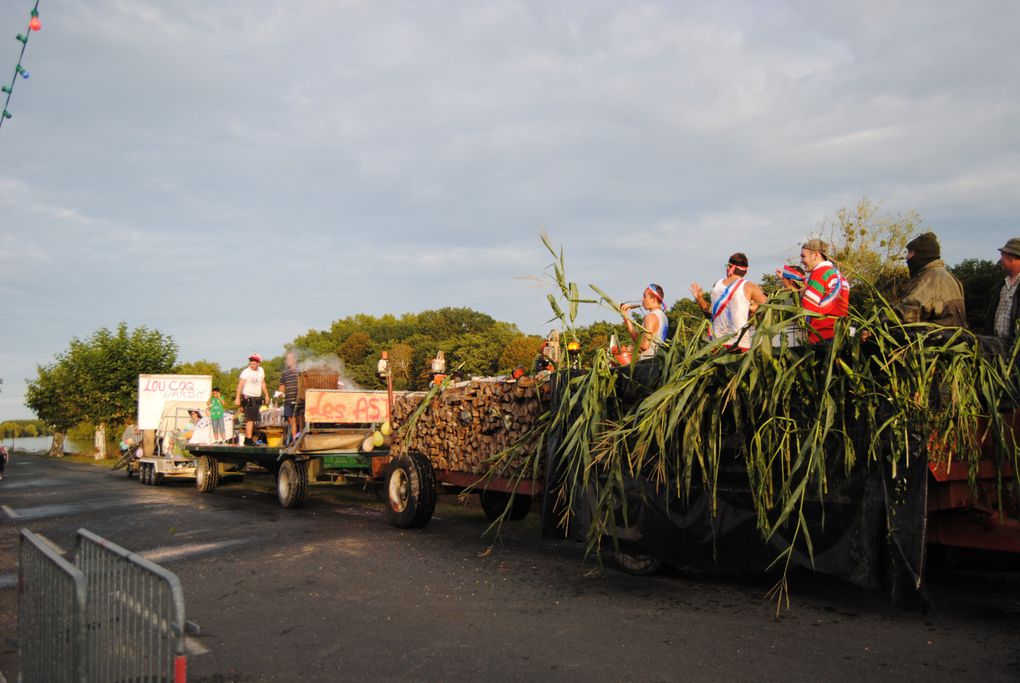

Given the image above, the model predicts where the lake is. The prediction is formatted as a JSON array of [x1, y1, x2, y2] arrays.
[[3, 435, 92, 454]]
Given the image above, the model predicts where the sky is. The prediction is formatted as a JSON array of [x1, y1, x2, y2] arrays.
[[1, 1, 1018, 420]]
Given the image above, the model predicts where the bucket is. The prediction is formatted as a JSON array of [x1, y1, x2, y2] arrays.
[[265, 431, 283, 447]]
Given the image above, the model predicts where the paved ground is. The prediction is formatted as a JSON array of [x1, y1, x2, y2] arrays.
[[2, 452, 1019, 682]]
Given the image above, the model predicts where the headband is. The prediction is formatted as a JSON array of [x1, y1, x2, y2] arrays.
[[644, 285, 663, 304], [781, 265, 806, 282]]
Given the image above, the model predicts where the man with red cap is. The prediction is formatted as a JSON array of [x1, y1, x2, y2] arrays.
[[236, 353, 270, 445]]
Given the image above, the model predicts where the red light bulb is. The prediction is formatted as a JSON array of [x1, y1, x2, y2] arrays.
[[29, 15, 41, 31]]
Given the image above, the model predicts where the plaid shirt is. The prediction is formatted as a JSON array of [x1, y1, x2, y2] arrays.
[[994, 275, 1020, 338]]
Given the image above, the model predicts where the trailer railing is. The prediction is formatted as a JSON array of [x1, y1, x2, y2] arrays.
[[17, 528, 188, 683], [18, 530, 88, 683]]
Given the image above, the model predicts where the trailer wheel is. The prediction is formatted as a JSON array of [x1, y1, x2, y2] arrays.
[[195, 456, 219, 493], [480, 490, 532, 521], [386, 452, 436, 528], [612, 548, 663, 577], [276, 458, 308, 509], [152, 470, 164, 486]]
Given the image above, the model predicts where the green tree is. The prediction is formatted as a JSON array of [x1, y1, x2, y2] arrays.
[[817, 197, 915, 312], [951, 258, 1001, 331], [26, 323, 177, 459], [498, 335, 544, 373]]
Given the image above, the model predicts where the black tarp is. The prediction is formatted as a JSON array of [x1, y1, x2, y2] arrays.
[[540, 363, 930, 608]]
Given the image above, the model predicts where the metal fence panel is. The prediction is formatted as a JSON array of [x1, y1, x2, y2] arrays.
[[18, 529, 88, 683], [74, 528, 187, 683]]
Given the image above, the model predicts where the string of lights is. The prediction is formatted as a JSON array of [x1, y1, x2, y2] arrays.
[[0, 0, 42, 132]]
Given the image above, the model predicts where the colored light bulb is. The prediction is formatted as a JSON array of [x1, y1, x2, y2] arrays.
[[29, 11, 41, 31]]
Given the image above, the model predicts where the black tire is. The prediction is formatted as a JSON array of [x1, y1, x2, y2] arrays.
[[385, 452, 436, 528], [479, 490, 532, 521], [152, 470, 164, 486], [276, 458, 308, 509], [612, 548, 663, 576], [195, 455, 219, 493]]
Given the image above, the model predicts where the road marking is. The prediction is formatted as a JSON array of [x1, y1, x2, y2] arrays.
[[1, 505, 18, 519], [186, 636, 210, 655], [140, 538, 250, 563]]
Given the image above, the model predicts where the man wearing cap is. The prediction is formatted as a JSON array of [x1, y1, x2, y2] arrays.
[[621, 284, 669, 359], [983, 238, 1020, 345], [690, 253, 768, 351], [236, 353, 270, 446], [796, 239, 849, 343], [893, 232, 966, 328]]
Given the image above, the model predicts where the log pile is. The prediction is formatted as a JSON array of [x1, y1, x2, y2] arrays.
[[390, 377, 547, 476]]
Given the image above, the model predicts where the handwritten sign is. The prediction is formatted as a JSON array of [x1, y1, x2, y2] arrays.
[[138, 374, 212, 429], [304, 390, 391, 424]]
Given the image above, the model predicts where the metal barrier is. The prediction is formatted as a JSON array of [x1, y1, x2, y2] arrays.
[[18, 530, 88, 683], [17, 528, 187, 682], [74, 528, 187, 683]]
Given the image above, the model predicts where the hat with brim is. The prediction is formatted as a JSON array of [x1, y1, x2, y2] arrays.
[[802, 239, 829, 257], [999, 238, 1020, 258], [248, 353, 262, 363]]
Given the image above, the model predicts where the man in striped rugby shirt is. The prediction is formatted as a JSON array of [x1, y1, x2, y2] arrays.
[[797, 239, 849, 343]]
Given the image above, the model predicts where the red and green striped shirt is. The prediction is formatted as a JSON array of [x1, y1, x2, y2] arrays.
[[802, 260, 849, 342]]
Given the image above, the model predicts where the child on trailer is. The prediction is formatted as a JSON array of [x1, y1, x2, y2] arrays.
[[207, 387, 227, 443]]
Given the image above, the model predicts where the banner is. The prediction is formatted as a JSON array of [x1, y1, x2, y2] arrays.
[[138, 375, 212, 429], [304, 389, 391, 425]]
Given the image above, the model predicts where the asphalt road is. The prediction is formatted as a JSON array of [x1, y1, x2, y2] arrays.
[[2, 453, 1019, 682]]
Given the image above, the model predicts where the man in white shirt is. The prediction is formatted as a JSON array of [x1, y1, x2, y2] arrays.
[[235, 353, 270, 446], [690, 253, 768, 351]]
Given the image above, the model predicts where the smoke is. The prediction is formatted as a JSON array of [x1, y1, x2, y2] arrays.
[[287, 349, 360, 390]]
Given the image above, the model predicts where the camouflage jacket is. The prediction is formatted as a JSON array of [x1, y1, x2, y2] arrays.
[[893, 259, 966, 327]]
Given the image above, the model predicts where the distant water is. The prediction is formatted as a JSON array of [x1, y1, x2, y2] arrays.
[[3, 435, 91, 454]]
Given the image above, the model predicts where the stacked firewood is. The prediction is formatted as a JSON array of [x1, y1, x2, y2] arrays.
[[390, 377, 547, 475]]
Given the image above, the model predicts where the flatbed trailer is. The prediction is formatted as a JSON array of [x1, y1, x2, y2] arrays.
[[180, 387, 542, 525]]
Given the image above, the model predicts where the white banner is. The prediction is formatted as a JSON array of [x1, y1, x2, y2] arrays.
[[137, 374, 212, 430]]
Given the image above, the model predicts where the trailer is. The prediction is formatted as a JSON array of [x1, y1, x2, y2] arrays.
[[179, 377, 545, 528], [184, 389, 394, 508]]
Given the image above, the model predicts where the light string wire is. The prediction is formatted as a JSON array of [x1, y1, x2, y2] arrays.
[[0, 0, 42, 132]]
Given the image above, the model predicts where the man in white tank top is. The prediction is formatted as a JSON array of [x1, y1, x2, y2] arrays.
[[621, 284, 669, 359], [689, 253, 767, 351]]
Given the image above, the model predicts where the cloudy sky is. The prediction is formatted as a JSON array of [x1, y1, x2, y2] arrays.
[[1, 1, 1018, 419]]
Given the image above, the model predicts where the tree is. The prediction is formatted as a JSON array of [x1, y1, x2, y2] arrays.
[[498, 335, 545, 373], [25, 362, 79, 456], [340, 332, 373, 366], [951, 258, 1001, 331], [26, 323, 177, 459]]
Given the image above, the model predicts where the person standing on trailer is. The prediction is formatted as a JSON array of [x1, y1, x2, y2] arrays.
[[236, 353, 270, 446], [207, 388, 228, 443], [792, 239, 849, 343], [893, 232, 966, 328], [690, 252, 768, 351], [984, 238, 1020, 346], [278, 351, 301, 445], [621, 284, 669, 360]]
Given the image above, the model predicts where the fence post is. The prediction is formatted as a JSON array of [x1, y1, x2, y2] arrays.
[[18, 529, 88, 683], [74, 528, 188, 683]]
